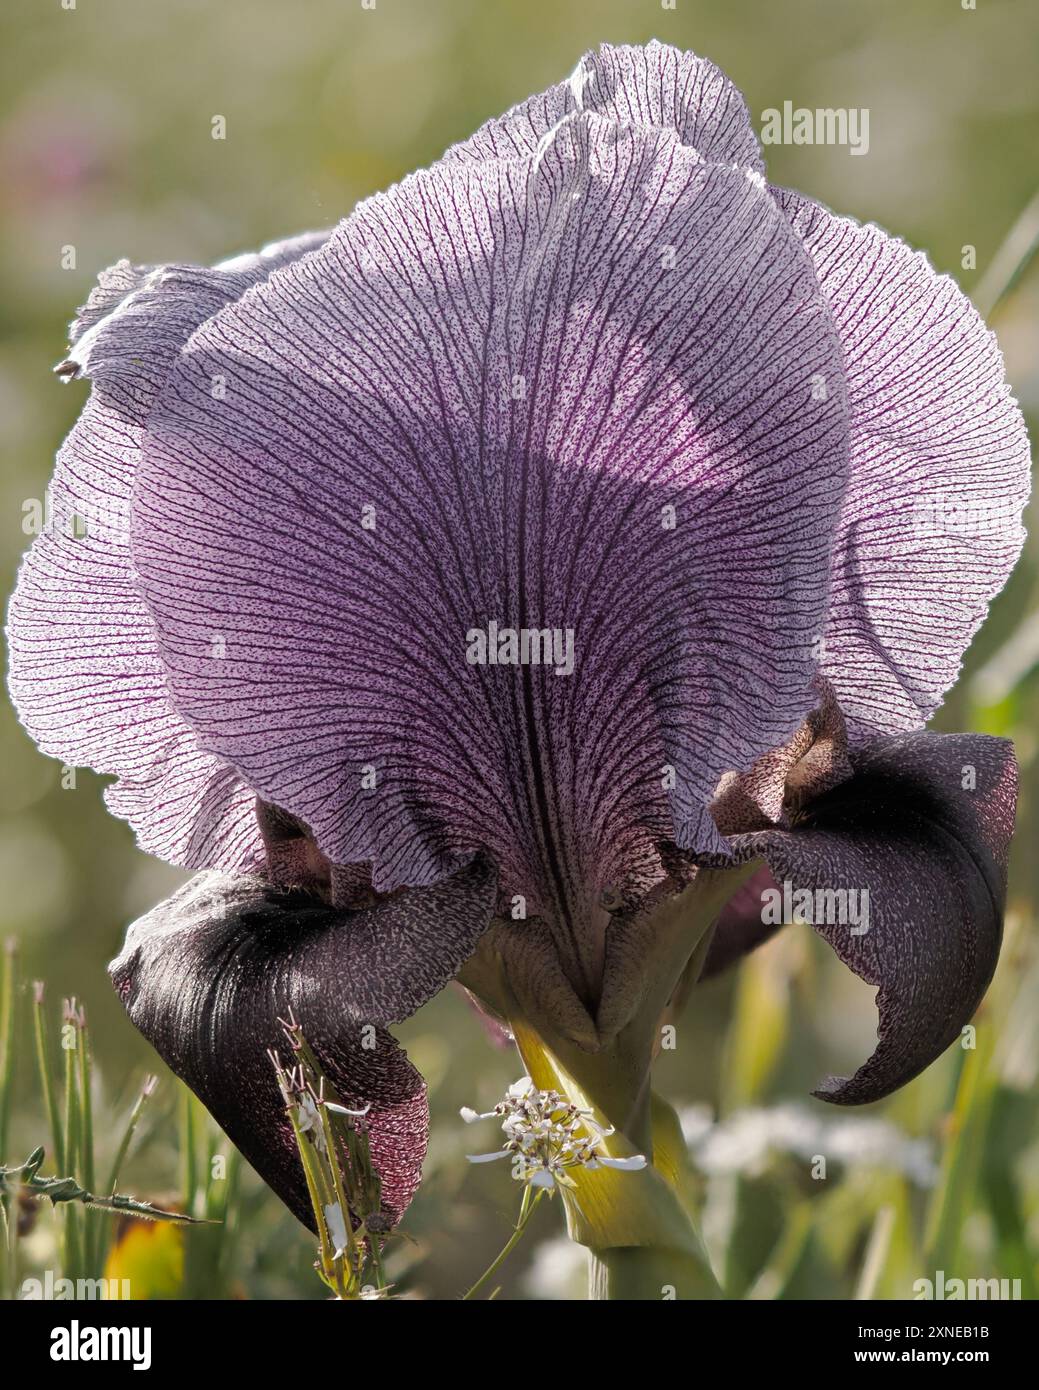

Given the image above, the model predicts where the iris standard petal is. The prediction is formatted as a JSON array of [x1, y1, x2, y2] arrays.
[[109, 851, 497, 1227], [452, 52, 1030, 746], [6, 233, 331, 869], [132, 110, 849, 984], [698, 732, 1015, 1103], [774, 189, 1031, 739], [443, 39, 764, 174]]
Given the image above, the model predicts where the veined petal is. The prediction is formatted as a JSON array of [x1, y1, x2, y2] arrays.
[[698, 732, 1016, 1103], [133, 111, 848, 987], [326, 1100, 370, 1117], [444, 39, 764, 174], [460, 1106, 497, 1124], [775, 190, 1031, 738], [6, 233, 331, 869], [109, 851, 496, 1227]]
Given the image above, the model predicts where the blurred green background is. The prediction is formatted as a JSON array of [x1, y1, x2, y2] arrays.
[[1, 0, 1036, 1300]]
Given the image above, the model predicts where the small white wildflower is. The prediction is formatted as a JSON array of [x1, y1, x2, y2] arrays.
[[462, 1076, 646, 1192], [297, 1093, 369, 1154]]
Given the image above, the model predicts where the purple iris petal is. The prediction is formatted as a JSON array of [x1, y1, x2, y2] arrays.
[[439, 42, 1032, 742], [443, 39, 765, 174], [699, 732, 1016, 1103], [132, 111, 848, 979], [7, 233, 331, 869], [774, 190, 1031, 739], [700, 863, 783, 979], [109, 847, 497, 1228]]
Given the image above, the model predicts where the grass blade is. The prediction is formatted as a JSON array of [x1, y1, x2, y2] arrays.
[[0, 939, 18, 1166], [32, 982, 64, 1173], [973, 186, 1039, 317]]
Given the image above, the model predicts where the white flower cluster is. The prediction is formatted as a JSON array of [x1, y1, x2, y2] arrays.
[[462, 1076, 646, 1191], [680, 1101, 937, 1187]]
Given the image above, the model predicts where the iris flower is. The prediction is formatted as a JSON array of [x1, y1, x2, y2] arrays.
[[7, 42, 1029, 1290]]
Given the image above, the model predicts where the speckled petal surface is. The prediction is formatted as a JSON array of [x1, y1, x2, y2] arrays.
[[109, 852, 497, 1227], [774, 189, 1030, 738], [444, 39, 764, 173], [698, 732, 1016, 1103], [6, 233, 330, 867], [133, 112, 848, 979]]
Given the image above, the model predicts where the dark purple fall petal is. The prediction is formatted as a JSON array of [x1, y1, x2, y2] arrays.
[[698, 733, 1016, 1104], [7, 234, 330, 870], [109, 852, 497, 1227], [701, 685, 848, 977]]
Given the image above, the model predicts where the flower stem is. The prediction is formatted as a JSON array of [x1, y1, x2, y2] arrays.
[[0, 940, 17, 1174], [62, 1003, 82, 1281], [462, 1184, 545, 1300], [588, 1244, 720, 1300], [512, 1022, 721, 1300]]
